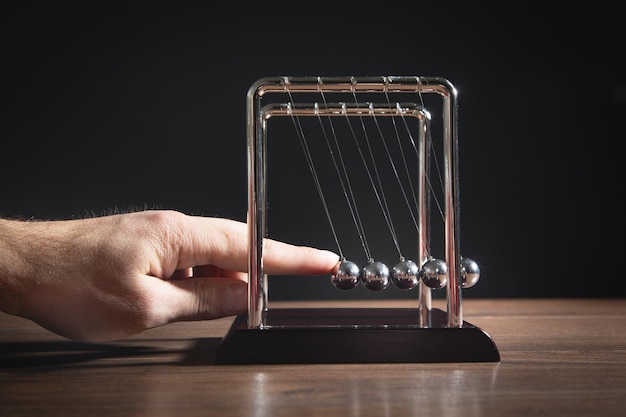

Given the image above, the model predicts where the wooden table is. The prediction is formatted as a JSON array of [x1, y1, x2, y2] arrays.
[[2, 298, 625, 416]]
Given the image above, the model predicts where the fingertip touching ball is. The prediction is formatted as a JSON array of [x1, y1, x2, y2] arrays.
[[360, 260, 390, 291], [460, 257, 480, 288], [392, 258, 419, 290], [331, 259, 360, 290], [420, 258, 448, 290]]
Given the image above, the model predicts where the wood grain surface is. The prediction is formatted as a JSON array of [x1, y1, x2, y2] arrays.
[[2, 298, 625, 416]]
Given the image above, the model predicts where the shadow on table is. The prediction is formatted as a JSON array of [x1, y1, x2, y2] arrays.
[[0, 338, 222, 370]]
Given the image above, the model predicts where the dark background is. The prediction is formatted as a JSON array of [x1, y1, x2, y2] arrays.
[[2, 2, 623, 300]]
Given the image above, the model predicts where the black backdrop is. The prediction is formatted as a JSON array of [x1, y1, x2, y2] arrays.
[[2, 2, 624, 299]]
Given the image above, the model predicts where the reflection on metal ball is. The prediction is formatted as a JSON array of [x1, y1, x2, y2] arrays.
[[392, 258, 419, 290], [331, 259, 360, 290], [360, 260, 390, 291], [460, 257, 480, 288], [420, 258, 448, 290]]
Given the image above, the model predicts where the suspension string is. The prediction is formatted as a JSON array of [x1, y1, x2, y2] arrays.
[[348, 78, 402, 259], [398, 113, 445, 222], [416, 76, 426, 109], [282, 76, 447, 265], [284, 87, 344, 259], [384, 77, 424, 233], [429, 139, 447, 214], [385, 98, 434, 259], [379, 89, 421, 235], [315, 90, 373, 261]]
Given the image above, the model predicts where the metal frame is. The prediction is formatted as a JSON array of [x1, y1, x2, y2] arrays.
[[246, 76, 461, 329]]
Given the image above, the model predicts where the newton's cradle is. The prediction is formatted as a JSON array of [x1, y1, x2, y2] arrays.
[[215, 76, 500, 364]]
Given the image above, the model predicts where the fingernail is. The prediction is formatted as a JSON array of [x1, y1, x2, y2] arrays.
[[226, 281, 248, 315], [321, 250, 341, 267]]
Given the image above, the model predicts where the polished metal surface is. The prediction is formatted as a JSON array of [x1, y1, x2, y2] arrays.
[[247, 76, 465, 328], [330, 259, 360, 290], [421, 257, 448, 290], [359, 260, 391, 292], [391, 258, 419, 290], [460, 257, 480, 288]]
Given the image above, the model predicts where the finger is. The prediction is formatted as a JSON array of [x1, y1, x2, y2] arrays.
[[177, 216, 339, 276], [169, 267, 193, 280], [151, 276, 248, 322], [262, 239, 340, 276], [192, 265, 247, 281], [192, 265, 221, 277], [175, 217, 248, 271]]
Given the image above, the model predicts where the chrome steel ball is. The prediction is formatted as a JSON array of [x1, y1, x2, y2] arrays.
[[420, 258, 448, 290], [330, 259, 360, 290], [391, 258, 419, 290], [460, 257, 480, 288], [359, 260, 390, 291]]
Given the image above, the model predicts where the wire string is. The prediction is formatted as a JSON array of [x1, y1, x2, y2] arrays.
[[282, 76, 449, 265], [316, 87, 373, 261], [285, 98, 344, 259], [347, 78, 403, 259]]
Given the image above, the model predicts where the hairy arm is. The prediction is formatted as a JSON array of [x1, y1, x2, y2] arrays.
[[0, 211, 339, 342]]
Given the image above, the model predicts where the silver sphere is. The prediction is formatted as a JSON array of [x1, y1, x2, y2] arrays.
[[420, 258, 448, 290], [392, 258, 419, 290], [331, 259, 360, 290], [461, 257, 480, 288], [359, 261, 390, 291]]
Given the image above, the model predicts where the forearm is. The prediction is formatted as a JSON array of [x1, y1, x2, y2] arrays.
[[0, 218, 35, 315], [0, 218, 82, 316], [0, 216, 122, 340]]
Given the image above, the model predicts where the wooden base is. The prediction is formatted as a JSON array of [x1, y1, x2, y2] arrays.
[[215, 307, 500, 364]]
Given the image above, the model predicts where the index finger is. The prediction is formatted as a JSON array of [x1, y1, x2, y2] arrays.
[[176, 215, 340, 276]]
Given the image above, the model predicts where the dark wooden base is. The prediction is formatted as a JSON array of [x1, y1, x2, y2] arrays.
[[215, 308, 500, 364]]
